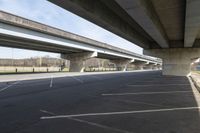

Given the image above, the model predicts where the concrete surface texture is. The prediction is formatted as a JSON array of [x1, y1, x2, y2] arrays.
[[0, 71, 200, 133]]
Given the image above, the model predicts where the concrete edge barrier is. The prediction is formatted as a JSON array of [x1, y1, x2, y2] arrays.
[[189, 75, 200, 93]]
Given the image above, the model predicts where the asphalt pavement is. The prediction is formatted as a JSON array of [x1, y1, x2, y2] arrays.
[[0, 70, 200, 133]]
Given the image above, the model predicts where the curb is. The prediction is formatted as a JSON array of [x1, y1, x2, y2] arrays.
[[189, 75, 200, 93]]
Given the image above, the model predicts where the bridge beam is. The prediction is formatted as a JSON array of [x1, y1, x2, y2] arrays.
[[48, 0, 153, 49], [115, 0, 169, 48], [61, 52, 97, 72], [144, 48, 200, 76], [184, 0, 200, 47]]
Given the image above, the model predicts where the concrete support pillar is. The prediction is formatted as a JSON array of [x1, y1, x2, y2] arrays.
[[144, 48, 200, 76], [110, 59, 132, 71], [154, 64, 162, 70], [61, 52, 97, 72], [131, 61, 148, 70], [144, 63, 156, 70], [152, 64, 160, 70]]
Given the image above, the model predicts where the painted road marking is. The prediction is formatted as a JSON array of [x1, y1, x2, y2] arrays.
[[50, 75, 53, 88], [102, 90, 192, 96], [71, 76, 84, 83], [127, 84, 190, 87], [113, 99, 167, 108], [40, 110, 56, 115], [89, 75, 101, 80], [0, 81, 21, 92], [40, 109, 132, 133], [68, 117, 133, 133], [41, 106, 200, 119]]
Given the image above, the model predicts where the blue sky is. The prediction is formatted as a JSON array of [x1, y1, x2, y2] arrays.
[[0, 0, 142, 59]]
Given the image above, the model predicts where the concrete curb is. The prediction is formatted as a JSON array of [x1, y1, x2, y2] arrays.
[[189, 75, 200, 93]]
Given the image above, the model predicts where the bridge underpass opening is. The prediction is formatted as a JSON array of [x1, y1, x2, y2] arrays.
[[191, 58, 200, 72], [85, 58, 158, 72], [0, 46, 69, 73], [0, 46, 160, 74]]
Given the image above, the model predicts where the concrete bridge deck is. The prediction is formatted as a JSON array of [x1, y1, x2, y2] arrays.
[[49, 0, 200, 76], [0, 11, 161, 73], [0, 71, 200, 133]]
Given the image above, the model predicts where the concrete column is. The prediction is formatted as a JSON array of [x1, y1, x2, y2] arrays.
[[152, 64, 161, 70], [61, 52, 97, 72], [156, 64, 162, 70], [144, 48, 200, 76], [144, 62, 157, 70], [131, 61, 149, 70], [110, 59, 132, 71]]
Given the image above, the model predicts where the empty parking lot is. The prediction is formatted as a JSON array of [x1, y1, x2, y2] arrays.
[[0, 71, 200, 133]]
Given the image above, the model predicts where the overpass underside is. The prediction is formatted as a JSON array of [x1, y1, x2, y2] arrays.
[[0, 11, 161, 73], [61, 52, 159, 72], [49, 0, 200, 76]]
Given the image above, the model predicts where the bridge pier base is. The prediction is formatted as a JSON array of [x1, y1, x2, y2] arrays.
[[143, 63, 156, 70], [110, 59, 132, 71], [61, 52, 97, 72], [152, 64, 161, 70], [144, 48, 200, 76], [131, 61, 148, 70]]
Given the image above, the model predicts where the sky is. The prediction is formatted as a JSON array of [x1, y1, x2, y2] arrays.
[[0, 0, 143, 59]]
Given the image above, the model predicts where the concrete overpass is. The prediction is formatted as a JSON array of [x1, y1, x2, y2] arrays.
[[0, 11, 161, 72], [49, 0, 200, 76]]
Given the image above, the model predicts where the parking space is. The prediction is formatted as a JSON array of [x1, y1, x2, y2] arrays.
[[0, 71, 200, 133]]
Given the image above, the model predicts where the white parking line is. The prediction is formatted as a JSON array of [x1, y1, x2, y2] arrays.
[[114, 99, 167, 108], [40, 109, 56, 115], [68, 117, 133, 133], [0, 81, 21, 92], [89, 75, 101, 80], [41, 106, 200, 119], [40, 109, 132, 133], [127, 84, 190, 87], [71, 76, 84, 83], [50, 75, 53, 88], [102, 90, 192, 96]]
